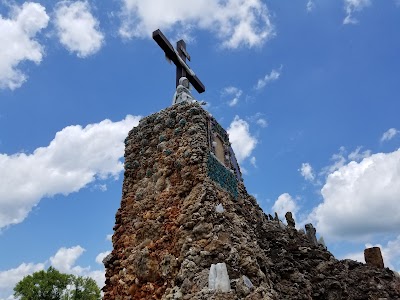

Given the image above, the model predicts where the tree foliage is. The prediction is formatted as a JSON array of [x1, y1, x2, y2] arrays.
[[66, 276, 101, 300], [13, 267, 101, 300]]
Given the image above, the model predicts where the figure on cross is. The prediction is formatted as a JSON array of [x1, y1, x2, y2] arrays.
[[153, 29, 205, 105]]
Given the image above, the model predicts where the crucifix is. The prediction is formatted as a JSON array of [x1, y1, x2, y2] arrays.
[[152, 29, 205, 94]]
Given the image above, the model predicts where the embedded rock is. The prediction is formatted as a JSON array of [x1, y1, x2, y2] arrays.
[[209, 263, 231, 292]]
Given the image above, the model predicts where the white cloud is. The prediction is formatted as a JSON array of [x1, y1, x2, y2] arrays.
[[343, 249, 365, 263], [50, 246, 86, 274], [49, 246, 105, 286], [272, 193, 299, 220], [299, 162, 315, 181], [380, 128, 399, 143], [306, 0, 315, 12], [250, 156, 257, 168], [119, 0, 275, 49], [255, 66, 281, 90], [0, 2, 49, 90], [0, 246, 106, 299], [0, 262, 45, 299], [256, 118, 268, 128], [94, 184, 107, 192], [106, 234, 112, 241], [222, 86, 242, 107], [320, 147, 372, 178], [227, 116, 257, 163], [343, 0, 371, 24], [95, 251, 111, 265], [0, 115, 141, 229], [348, 146, 371, 161], [310, 149, 400, 240], [54, 1, 104, 58], [248, 113, 268, 128], [320, 146, 347, 176]]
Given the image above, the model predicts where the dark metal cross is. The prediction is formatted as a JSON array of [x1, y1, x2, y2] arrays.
[[152, 29, 205, 93]]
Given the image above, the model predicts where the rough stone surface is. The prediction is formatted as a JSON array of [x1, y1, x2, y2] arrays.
[[103, 103, 400, 300], [285, 212, 295, 228], [365, 247, 385, 269], [305, 223, 318, 247]]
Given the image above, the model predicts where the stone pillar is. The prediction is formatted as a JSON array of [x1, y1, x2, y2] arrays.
[[305, 223, 318, 247], [285, 211, 295, 228], [364, 247, 384, 269]]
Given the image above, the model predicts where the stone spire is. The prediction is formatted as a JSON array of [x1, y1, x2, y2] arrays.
[[102, 103, 400, 299]]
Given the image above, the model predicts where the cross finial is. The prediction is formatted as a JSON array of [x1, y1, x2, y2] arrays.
[[153, 29, 205, 94]]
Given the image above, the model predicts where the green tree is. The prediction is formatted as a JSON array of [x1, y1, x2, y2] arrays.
[[13, 267, 101, 300], [66, 276, 101, 300], [14, 267, 70, 300]]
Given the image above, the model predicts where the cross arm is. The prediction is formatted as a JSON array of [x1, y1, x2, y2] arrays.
[[153, 29, 177, 64], [152, 29, 205, 93]]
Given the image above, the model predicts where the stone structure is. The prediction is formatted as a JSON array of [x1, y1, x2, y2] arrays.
[[103, 102, 400, 299], [364, 247, 385, 269], [285, 212, 295, 228], [305, 223, 318, 247]]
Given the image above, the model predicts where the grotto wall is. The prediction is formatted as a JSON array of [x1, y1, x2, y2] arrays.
[[103, 102, 400, 300]]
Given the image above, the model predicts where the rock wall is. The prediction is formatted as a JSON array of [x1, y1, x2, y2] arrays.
[[103, 102, 400, 300]]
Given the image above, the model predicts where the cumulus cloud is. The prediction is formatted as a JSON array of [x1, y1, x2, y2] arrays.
[[0, 246, 106, 299], [227, 116, 257, 163], [50, 246, 86, 274], [119, 0, 275, 49], [0, 115, 140, 229], [54, 1, 104, 58], [380, 128, 399, 143], [222, 86, 242, 107], [255, 66, 281, 90], [310, 149, 400, 240], [299, 162, 315, 182], [343, 0, 371, 24], [272, 193, 299, 220], [0, 2, 49, 90]]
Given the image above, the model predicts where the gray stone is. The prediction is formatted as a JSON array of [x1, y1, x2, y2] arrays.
[[305, 223, 318, 247], [318, 236, 327, 250], [215, 203, 224, 213], [208, 263, 231, 292]]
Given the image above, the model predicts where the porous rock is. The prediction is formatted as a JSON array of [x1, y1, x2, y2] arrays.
[[103, 103, 400, 300]]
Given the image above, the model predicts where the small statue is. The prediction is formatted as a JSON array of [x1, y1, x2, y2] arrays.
[[172, 77, 195, 105]]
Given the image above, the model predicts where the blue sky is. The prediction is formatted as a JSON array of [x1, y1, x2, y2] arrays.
[[1, 0, 400, 298]]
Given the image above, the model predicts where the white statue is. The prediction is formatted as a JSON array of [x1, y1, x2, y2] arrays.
[[172, 77, 195, 105]]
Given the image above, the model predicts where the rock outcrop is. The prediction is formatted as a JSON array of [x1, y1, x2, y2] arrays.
[[103, 102, 400, 300]]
